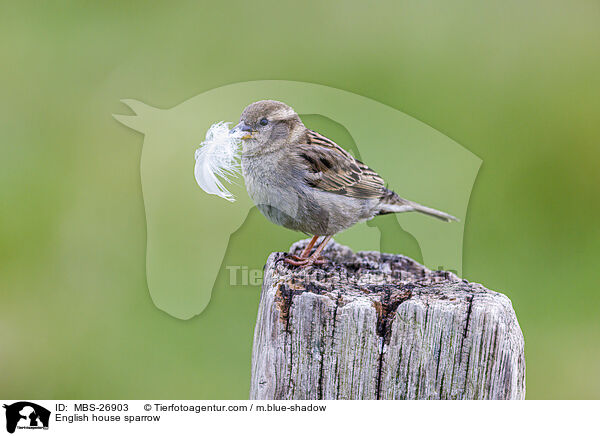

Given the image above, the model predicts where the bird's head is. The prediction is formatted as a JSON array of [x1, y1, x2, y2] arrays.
[[231, 100, 305, 155]]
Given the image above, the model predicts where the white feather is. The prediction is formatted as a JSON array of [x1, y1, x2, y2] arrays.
[[194, 121, 243, 202]]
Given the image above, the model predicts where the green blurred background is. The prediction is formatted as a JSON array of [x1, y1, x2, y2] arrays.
[[1, 0, 599, 399]]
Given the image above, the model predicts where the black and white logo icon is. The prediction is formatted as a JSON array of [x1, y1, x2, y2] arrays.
[[3, 402, 50, 434]]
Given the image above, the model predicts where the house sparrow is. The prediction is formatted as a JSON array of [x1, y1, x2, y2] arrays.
[[231, 100, 457, 267]]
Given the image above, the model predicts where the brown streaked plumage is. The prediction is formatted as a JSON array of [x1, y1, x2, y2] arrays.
[[301, 129, 386, 198], [232, 100, 457, 267]]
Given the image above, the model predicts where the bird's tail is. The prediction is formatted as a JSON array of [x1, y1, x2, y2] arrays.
[[377, 189, 458, 222]]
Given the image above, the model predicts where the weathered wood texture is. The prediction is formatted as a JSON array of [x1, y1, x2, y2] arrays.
[[250, 239, 525, 400]]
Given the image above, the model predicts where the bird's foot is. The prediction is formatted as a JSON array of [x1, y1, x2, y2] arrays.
[[282, 254, 326, 267]]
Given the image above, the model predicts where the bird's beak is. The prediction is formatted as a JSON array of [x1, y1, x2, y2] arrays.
[[230, 122, 254, 140]]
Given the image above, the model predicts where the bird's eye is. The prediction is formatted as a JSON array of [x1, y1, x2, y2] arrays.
[[259, 118, 268, 126]]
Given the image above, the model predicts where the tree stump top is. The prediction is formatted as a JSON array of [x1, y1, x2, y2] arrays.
[[251, 239, 525, 400]]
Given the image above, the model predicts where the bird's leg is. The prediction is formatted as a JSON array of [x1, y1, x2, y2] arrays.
[[300, 235, 320, 258], [284, 235, 320, 262], [284, 236, 332, 267], [306, 235, 331, 264]]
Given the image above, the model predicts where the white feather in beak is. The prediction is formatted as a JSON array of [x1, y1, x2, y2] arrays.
[[194, 121, 243, 202]]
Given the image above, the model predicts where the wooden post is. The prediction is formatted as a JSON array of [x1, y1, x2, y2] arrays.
[[250, 239, 525, 400]]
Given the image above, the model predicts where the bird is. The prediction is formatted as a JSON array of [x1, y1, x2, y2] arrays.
[[231, 100, 457, 267]]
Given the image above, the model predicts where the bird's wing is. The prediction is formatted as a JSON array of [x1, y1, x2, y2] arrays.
[[294, 130, 386, 199]]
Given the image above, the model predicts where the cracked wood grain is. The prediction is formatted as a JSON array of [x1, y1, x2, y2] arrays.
[[250, 240, 525, 400]]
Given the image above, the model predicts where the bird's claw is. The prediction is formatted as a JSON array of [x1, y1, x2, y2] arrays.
[[282, 255, 326, 267]]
